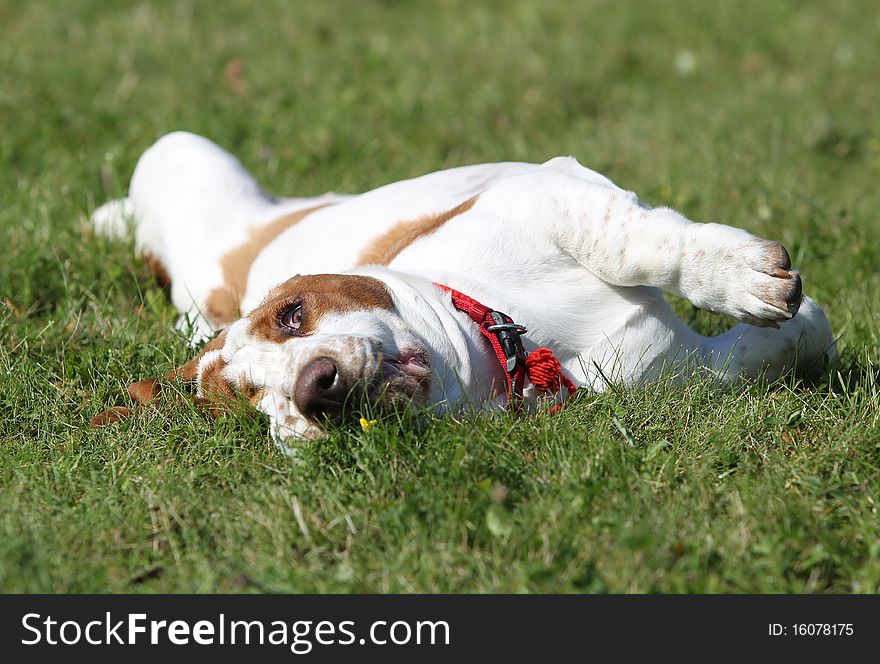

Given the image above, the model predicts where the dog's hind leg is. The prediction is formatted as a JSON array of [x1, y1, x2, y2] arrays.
[[92, 132, 274, 341], [92, 132, 343, 343], [699, 296, 836, 382]]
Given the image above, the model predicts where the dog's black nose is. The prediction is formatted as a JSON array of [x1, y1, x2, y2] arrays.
[[294, 357, 349, 422]]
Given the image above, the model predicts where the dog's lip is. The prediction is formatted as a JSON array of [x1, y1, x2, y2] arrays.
[[380, 347, 431, 381], [371, 346, 432, 403]]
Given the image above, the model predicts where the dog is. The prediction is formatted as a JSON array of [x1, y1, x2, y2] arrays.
[[91, 131, 836, 444]]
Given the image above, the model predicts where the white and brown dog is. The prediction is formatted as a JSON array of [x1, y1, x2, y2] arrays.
[[92, 132, 835, 444]]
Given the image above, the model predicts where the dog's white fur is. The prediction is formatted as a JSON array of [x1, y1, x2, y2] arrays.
[[93, 132, 835, 443]]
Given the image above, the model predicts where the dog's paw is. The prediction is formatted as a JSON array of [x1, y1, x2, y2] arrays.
[[729, 238, 803, 327], [683, 225, 803, 327]]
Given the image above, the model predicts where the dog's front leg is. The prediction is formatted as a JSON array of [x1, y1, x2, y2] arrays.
[[480, 166, 802, 328]]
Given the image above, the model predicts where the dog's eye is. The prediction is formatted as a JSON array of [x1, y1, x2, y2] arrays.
[[279, 302, 304, 331]]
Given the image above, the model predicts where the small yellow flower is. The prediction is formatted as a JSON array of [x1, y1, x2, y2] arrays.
[[359, 417, 378, 432]]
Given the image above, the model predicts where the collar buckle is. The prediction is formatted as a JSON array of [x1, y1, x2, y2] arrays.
[[487, 312, 527, 373]]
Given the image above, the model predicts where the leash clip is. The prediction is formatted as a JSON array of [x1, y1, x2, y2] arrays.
[[487, 312, 527, 373]]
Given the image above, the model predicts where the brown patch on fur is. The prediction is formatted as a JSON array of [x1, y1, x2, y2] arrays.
[[204, 288, 240, 328], [249, 274, 394, 344], [357, 195, 478, 266], [142, 252, 171, 288], [204, 204, 333, 327]]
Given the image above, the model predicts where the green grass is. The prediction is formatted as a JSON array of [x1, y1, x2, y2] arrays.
[[1, 0, 879, 592]]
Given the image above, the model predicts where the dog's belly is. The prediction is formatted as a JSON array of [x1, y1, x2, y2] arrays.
[[242, 161, 537, 312]]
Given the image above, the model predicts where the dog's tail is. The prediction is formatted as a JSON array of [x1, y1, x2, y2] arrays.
[[91, 197, 134, 240]]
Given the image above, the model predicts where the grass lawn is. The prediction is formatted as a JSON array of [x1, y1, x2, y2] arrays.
[[1, 0, 879, 593]]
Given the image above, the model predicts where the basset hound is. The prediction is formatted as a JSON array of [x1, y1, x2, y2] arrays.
[[91, 132, 836, 445]]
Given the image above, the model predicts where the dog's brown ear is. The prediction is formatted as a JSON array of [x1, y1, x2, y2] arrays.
[[90, 331, 228, 427], [89, 406, 132, 427], [165, 330, 229, 383], [191, 335, 239, 418], [127, 378, 161, 404]]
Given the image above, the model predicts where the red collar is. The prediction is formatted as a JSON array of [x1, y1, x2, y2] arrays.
[[433, 283, 577, 411]]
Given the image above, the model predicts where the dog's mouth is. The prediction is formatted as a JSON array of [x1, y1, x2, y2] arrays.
[[373, 347, 432, 407], [289, 346, 432, 429]]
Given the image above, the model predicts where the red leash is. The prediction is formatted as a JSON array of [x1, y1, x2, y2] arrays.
[[433, 283, 578, 412]]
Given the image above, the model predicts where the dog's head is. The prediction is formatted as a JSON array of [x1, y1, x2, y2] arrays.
[[221, 272, 436, 439], [96, 272, 448, 441]]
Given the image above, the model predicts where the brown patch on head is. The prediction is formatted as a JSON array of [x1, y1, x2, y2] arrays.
[[142, 252, 171, 288], [248, 274, 394, 344], [357, 195, 478, 266], [204, 204, 333, 327]]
